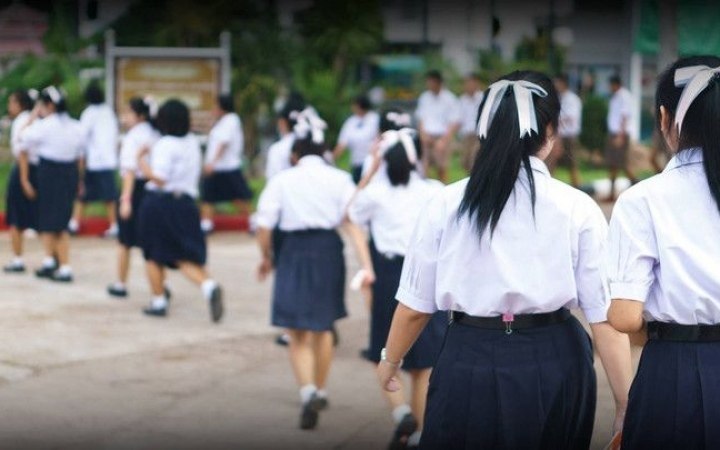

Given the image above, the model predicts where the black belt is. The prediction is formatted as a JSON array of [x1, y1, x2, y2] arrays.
[[647, 321, 720, 342], [451, 308, 571, 334]]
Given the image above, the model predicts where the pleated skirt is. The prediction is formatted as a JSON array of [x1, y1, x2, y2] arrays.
[[366, 242, 447, 370], [272, 229, 347, 332], [5, 164, 39, 230], [117, 179, 147, 248], [421, 315, 596, 450], [621, 339, 720, 450], [201, 168, 253, 203], [82, 169, 118, 202], [37, 158, 79, 233]]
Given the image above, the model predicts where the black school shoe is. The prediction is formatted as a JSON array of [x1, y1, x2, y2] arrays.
[[3, 263, 26, 274], [143, 304, 168, 318], [275, 333, 290, 347], [299, 394, 324, 430], [51, 272, 74, 283], [208, 285, 224, 323], [107, 284, 128, 298], [35, 266, 57, 279], [388, 413, 418, 450]]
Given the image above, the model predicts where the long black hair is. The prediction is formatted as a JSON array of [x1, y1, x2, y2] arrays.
[[39, 87, 68, 114], [458, 70, 560, 240], [657, 55, 720, 213], [10, 89, 34, 111]]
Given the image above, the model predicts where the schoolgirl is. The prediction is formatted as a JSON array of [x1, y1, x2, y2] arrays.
[[332, 95, 380, 183], [199, 94, 253, 234], [4, 89, 38, 273], [607, 55, 720, 449], [347, 127, 446, 449], [19, 86, 83, 283], [70, 82, 120, 237], [256, 107, 358, 430], [106, 97, 159, 298], [377, 71, 633, 449], [265, 93, 306, 180], [136, 99, 223, 322], [357, 109, 416, 188]]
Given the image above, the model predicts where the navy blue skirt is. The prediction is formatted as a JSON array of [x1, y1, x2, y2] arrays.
[[421, 315, 596, 450], [117, 179, 147, 248], [5, 164, 39, 230], [272, 229, 347, 332], [138, 191, 206, 269], [201, 168, 253, 203], [366, 242, 447, 370], [621, 339, 720, 449], [37, 158, 79, 233], [82, 169, 118, 202]]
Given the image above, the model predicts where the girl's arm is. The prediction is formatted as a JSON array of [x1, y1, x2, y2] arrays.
[[137, 146, 166, 187], [256, 227, 274, 281], [118, 171, 136, 220], [18, 152, 36, 199], [342, 221, 375, 283]]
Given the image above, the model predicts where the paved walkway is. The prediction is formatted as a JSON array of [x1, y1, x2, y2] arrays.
[[0, 233, 634, 449]]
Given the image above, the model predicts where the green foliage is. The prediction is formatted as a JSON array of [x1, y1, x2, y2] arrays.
[[580, 95, 608, 151]]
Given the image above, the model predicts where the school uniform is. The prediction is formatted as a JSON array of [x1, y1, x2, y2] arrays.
[[414, 89, 460, 169], [117, 121, 159, 248], [605, 87, 633, 168], [5, 110, 39, 230], [337, 111, 380, 183], [20, 113, 83, 233], [79, 104, 119, 202], [559, 90, 582, 161], [398, 157, 608, 449], [458, 91, 483, 170], [256, 155, 355, 332], [607, 148, 720, 449], [349, 172, 446, 369], [265, 133, 295, 180], [201, 112, 253, 203], [138, 134, 205, 269]]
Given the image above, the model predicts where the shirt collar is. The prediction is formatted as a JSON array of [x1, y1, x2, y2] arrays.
[[664, 147, 703, 172], [297, 154, 326, 167], [528, 156, 550, 176]]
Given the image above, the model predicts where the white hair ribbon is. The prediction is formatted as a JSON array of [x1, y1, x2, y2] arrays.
[[379, 127, 418, 164], [385, 111, 412, 128], [44, 86, 62, 104], [143, 95, 159, 118], [673, 65, 720, 134], [291, 107, 327, 144], [27, 89, 39, 101], [476, 79, 548, 139]]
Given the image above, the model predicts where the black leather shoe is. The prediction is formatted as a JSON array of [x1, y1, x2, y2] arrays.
[[3, 263, 26, 274], [275, 333, 290, 347], [107, 285, 128, 298], [35, 266, 56, 279], [208, 285, 224, 323], [51, 272, 73, 283], [299, 395, 323, 430], [143, 305, 168, 317], [164, 287, 172, 300], [332, 327, 340, 347], [388, 413, 418, 450], [315, 397, 329, 411]]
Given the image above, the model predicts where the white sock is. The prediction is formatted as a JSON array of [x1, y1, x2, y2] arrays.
[[201, 279, 218, 300], [200, 219, 214, 232], [106, 223, 118, 233], [11, 257, 23, 266], [68, 219, 79, 232], [57, 265, 72, 276], [407, 431, 421, 447], [111, 281, 126, 290], [299, 384, 317, 404], [316, 389, 328, 400], [151, 295, 168, 309], [42, 257, 56, 268], [392, 404, 412, 424]]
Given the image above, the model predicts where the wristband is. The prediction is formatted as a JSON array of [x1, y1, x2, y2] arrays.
[[380, 348, 403, 367]]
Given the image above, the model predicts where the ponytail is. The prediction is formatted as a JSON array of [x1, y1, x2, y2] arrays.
[[458, 71, 559, 240]]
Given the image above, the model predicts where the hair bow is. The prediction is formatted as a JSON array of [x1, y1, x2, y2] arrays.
[[379, 127, 418, 164], [43, 86, 63, 104], [385, 111, 412, 128], [291, 107, 327, 144], [27, 89, 39, 102], [476, 79, 548, 139], [143, 95, 159, 118], [673, 65, 720, 134]]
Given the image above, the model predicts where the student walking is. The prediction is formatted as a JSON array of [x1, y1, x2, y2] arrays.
[[333, 95, 380, 183]]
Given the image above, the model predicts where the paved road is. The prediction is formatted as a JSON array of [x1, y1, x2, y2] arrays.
[[0, 233, 634, 449]]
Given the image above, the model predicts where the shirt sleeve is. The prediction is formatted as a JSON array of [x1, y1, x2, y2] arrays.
[[574, 201, 611, 323], [119, 134, 138, 173], [337, 119, 351, 147], [606, 190, 658, 302], [255, 177, 282, 229], [214, 117, 235, 145], [347, 188, 376, 226], [19, 119, 43, 149], [395, 192, 444, 314]]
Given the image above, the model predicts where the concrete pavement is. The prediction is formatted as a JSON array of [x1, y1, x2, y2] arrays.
[[0, 233, 633, 449]]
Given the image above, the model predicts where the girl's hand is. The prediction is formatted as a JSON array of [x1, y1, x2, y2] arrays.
[[363, 268, 376, 287], [257, 257, 274, 281], [377, 361, 402, 392], [119, 198, 132, 220], [21, 180, 37, 200]]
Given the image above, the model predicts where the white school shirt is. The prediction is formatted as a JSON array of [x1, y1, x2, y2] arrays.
[[349, 172, 443, 256], [559, 90, 582, 138], [458, 91, 484, 136], [256, 155, 356, 231], [20, 113, 83, 163], [79, 104, 119, 170], [10, 110, 38, 164], [146, 134, 202, 198], [607, 148, 720, 325], [607, 87, 633, 135], [265, 133, 295, 179], [337, 111, 380, 166], [206, 112, 244, 171], [415, 89, 461, 136], [119, 122, 159, 178], [396, 157, 610, 323]]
